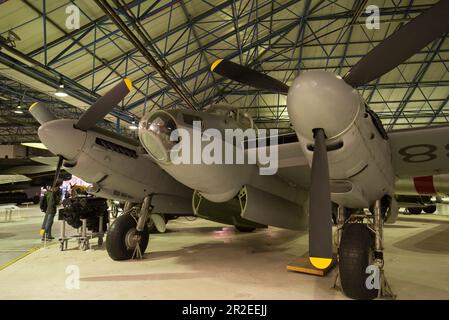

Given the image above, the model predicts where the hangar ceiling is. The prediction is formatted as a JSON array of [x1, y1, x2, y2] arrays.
[[0, 0, 448, 144]]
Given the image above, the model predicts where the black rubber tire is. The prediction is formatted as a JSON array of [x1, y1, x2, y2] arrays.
[[339, 223, 378, 300], [235, 226, 256, 233], [106, 214, 149, 260], [148, 223, 158, 233], [408, 207, 422, 215], [423, 205, 436, 214]]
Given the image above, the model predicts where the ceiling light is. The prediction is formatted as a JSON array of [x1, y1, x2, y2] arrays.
[[129, 120, 138, 130], [14, 110, 23, 114], [55, 82, 68, 97], [55, 89, 68, 97]]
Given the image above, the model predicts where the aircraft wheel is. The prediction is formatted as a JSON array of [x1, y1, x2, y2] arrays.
[[106, 214, 149, 260], [339, 223, 378, 300], [408, 207, 422, 215], [423, 205, 436, 214], [148, 223, 159, 233], [235, 226, 256, 232]]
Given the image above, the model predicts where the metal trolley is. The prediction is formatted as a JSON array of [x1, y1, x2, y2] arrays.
[[58, 196, 108, 251]]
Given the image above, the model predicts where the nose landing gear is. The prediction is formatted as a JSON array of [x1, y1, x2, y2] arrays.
[[334, 201, 395, 299]]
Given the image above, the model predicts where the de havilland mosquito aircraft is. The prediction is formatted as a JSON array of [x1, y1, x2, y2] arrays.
[[29, 81, 196, 259], [29, 80, 269, 259], [31, 0, 449, 300], [140, 0, 449, 299]]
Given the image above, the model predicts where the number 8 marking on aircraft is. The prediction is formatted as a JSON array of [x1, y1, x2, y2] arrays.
[[399, 144, 438, 163]]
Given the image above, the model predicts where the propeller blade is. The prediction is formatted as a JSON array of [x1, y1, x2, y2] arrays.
[[29, 102, 57, 125], [210, 59, 289, 94], [344, 0, 449, 87], [308, 128, 333, 269], [51, 156, 64, 189], [76, 78, 132, 131]]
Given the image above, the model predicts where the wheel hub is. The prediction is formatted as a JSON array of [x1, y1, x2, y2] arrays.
[[125, 227, 141, 249]]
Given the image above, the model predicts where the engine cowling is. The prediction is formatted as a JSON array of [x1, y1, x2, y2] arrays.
[[287, 71, 395, 208]]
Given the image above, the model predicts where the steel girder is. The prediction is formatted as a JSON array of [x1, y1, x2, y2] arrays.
[[0, 0, 448, 142]]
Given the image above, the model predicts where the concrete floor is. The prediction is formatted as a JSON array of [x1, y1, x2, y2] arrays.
[[0, 206, 59, 266], [0, 205, 448, 300]]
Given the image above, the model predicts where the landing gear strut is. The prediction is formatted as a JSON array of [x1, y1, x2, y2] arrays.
[[334, 201, 395, 299], [106, 195, 153, 260]]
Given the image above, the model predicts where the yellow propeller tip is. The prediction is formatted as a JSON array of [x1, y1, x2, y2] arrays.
[[29, 102, 39, 111], [210, 59, 223, 72], [124, 78, 133, 91], [309, 257, 333, 270]]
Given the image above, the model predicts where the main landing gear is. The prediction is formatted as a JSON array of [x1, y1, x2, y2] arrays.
[[334, 200, 395, 300], [106, 195, 153, 260]]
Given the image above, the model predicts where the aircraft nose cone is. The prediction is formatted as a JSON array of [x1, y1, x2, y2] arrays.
[[287, 71, 361, 140], [38, 119, 87, 160]]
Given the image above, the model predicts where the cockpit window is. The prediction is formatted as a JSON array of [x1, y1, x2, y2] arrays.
[[140, 112, 178, 162]]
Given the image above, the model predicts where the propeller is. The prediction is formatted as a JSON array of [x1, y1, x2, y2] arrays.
[[29, 79, 132, 129], [29, 79, 133, 176], [29, 102, 57, 125], [75, 78, 133, 131], [211, 1, 449, 91], [210, 59, 289, 94], [210, 1, 449, 269], [343, 0, 449, 87], [308, 128, 333, 269], [51, 155, 64, 189]]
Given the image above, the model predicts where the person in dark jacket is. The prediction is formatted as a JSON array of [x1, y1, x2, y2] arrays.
[[41, 186, 61, 241]]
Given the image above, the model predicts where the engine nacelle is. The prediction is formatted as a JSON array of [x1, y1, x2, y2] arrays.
[[63, 126, 192, 203], [288, 71, 395, 208]]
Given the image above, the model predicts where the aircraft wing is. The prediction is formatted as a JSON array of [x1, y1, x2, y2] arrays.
[[29, 156, 60, 167], [2, 165, 55, 175], [389, 124, 449, 177], [0, 174, 31, 184], [0, 157, 59, 177]]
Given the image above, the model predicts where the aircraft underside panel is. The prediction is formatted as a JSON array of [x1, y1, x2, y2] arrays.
[[193, 185, 308, 231], [151, 194, 193, 215], [193, 191, 266, 229], [241, 185, 307, 231]]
